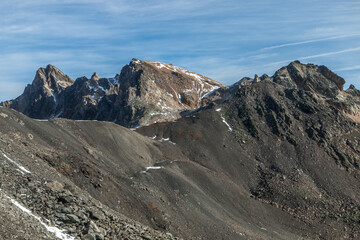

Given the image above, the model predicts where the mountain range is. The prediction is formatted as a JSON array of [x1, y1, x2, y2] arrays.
[[0, 59, 359, 240], [2, 59, 224, 127]]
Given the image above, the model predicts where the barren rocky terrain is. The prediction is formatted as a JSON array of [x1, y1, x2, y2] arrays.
[[0, 60, 359, 239]]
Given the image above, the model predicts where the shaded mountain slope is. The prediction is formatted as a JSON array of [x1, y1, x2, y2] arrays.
[[0, 106, 306, 240], [0, 107, 179, 240], [137, 80, 360, 239]]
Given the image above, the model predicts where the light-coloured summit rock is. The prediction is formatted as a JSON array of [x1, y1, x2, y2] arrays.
[[1, 65, 73, 119]]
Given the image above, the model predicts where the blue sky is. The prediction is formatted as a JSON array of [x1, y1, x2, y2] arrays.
[[1, 0, 360, 101]]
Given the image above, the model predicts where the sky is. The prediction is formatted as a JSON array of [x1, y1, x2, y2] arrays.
[[1, 0, 360, 101]]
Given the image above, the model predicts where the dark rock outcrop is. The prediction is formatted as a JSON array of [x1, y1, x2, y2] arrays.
[[273, 61, 345, 97], [202, 61, 359, 122]]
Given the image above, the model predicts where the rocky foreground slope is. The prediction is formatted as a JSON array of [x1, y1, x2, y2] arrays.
[[0, 60, 360, 239]]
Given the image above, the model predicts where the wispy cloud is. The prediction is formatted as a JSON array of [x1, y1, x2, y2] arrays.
[[0, 0, 359, 101], [266, 47, 360, 66], [335, 65, 360, 72], [262, 33, 360, 50]]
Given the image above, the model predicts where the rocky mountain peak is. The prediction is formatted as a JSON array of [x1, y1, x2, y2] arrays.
[[3, 59, 358, 126], [317, 65, 346, 91], [91, 72, 100, 81], [113, 59, 225, 125], [273, 60, 345, 97], [130, 59, 224, 99], [200, 61, 359, 124], [0, 64, 74, 119], [2, 59, 225, 127], [33, 64, 73, 90]]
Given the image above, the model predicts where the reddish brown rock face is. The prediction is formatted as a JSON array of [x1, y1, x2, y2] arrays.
[[117, 59, 224, 125]]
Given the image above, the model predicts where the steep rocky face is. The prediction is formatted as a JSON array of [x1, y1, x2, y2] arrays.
[[2, 59, 224, 127], [1, 65, 73, 119], [114, 59, 224, 126], [273, 61, 345, 97], [60, 74, 120, 121]]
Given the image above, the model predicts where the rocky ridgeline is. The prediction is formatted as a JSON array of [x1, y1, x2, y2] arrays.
[[0, 152, 179, 240], [202, 61, 360, 122], [3, 60, 359, 127], [2, 59, 224, 127]]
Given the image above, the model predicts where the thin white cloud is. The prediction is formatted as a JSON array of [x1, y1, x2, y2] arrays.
[[267, 47, 360, 66], [335, 65, 360, 72], [262, 33, 360, 50], [1, 0, 360, 101], [299, 47, 360, 60]]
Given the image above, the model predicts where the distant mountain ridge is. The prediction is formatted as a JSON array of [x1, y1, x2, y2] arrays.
[[202, 61, 360, 121], [2, 59, 359, 127], [2, 59, 224, 127]]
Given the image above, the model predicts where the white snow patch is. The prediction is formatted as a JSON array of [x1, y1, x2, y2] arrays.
[[150, 135, 157, 140], [200, 86, 220, 99], [158, 138, 176, 145], [140, 166, 163, 173], [3, 153, 31, 174], [52, 110, 63, 119], [221, 116, 233, 132], [155, 63, 178, 72], [0, 189, 74, 240], [156, 63, 167, 70], [88, 84, 106, 101], [52, 93, 57, 104], [215, 108, 221, 112], [146, 166, 162, 170], [57, 82, 69, 88], [88, 85, 95, 91], [184, 71, 203, 82], [74, 120, 99, 122], [130, 125, 140, 131], [197, 86, 220, 108], [98, 85, 106, 92]]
